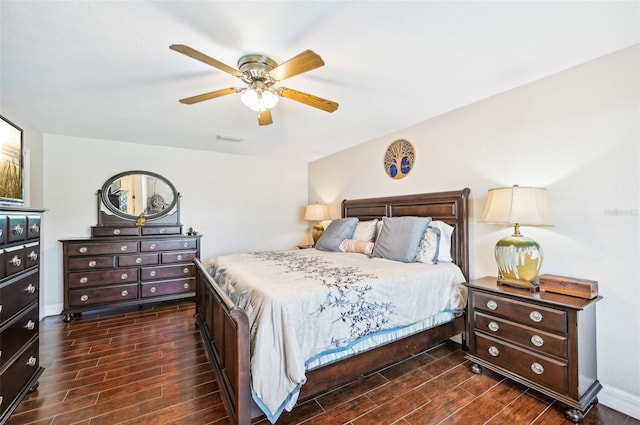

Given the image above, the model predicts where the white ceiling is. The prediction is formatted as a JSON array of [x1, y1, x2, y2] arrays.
[[1, 1, 638, 162]]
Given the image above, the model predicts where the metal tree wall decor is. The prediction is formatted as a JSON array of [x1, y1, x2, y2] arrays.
[[384, 139, 415, 179]]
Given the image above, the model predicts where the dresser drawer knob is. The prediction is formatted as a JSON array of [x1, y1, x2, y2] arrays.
[[80, 277, 88, 284], [183, 242, 189, 248], [529, 311, 543, 322], [25, 320, 35, 330], [120, 245, 128, 252], [135, 257, 142, 264], [488, 346, 500, 357], [13, 224, 24, 235], [79, 247, 88, 254], [121, 290, 129, 297], [121, 273, 129, 280], [531, 335, 545, 347], [0, 305, 2, 312], [150, 271, 157, 277], [31, 223, 40, 233], [150, 243, 157, 250], [150, 287, 157, 293], [29, 251, 38, 261], [113, 229, 121, 235], [25, 284, 36, 294], [0, 229, 3, 236], [27, 356, 37, 367], [183, 283, 189, 289], [80, 295, 89, 302], [159, 228, 166, 234], [177, 254, 183, 261], [487, 321, 500, 332], [88, 260, 97, 267], [11, 255, 22, 267], [486, 300, 498, 310], [531, 362, 545, 375], [182, 267, 189, 274]]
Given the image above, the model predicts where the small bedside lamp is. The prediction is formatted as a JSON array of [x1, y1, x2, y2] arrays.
[[481, 185, 552, 289], [304, 203, 330, 246]]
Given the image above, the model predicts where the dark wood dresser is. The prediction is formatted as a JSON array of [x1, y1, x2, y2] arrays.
[[60, 231, 201, 322], [465, 276, 602, 422], [0, 207, 45, 424]]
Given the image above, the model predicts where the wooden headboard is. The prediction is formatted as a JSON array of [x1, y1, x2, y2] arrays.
[[341, 188, 470, 280]]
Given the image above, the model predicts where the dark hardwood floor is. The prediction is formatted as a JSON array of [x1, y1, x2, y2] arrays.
[[9, 301, 638, 425]]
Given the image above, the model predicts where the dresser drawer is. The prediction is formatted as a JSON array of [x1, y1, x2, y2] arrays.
[[473, 291, 567, 334], [66, 241, 138, 256], [68, 256, 115, 271], [0, 268, 38, 323], [68, 268, 138, 288], [141, 239, 197, 252], [141, 277, 195, 298], [0, 302, 38, 369], [141, 226, 182, 236], [92, 226, 140, 237], [24, 242, 40, 269], [140, 264, 195, 281], [161, 251, 197, 264], [118, 253, 159, 267], [26, 215, 41, 240], [0, 338, 40, 417], [0, 216, 7, 245], [475, 333, 568, 395], [7, 215, 27, 243], [4, 245, 24, 277], [474, 311, 567, 359], [68, 283, 138, 307]]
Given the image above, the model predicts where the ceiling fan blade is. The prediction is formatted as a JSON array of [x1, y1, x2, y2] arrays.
[[258, 109, 273, 126], [278, 87, 339, 113], [179, 88, 238, 104], [170, 44, 243, 78], [269, 50, 325, 82]]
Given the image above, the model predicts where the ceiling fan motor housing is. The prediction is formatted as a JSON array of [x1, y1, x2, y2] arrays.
[[238, 54, 277, 86]]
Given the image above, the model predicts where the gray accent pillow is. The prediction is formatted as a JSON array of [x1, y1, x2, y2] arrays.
[[315, 217, 359, 252], [372, 216, 432, 262]]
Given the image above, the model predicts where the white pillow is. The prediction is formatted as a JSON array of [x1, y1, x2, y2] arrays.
[[352, 219, 378, 242], [415, 227, 440, 264], [429, 220, 454, 262]]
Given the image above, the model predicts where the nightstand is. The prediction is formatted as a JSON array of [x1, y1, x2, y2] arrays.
[[465, 276, 602, 423]]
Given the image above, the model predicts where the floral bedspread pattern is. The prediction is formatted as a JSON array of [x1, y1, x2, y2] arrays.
[[208, 249, 466, 423]]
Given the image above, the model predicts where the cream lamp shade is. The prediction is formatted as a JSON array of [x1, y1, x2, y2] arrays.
[[304, 203, 330, 245], [481, 185, 551, 289]]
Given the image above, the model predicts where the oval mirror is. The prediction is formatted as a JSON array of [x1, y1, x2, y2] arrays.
[[101, 171, 177, 221]]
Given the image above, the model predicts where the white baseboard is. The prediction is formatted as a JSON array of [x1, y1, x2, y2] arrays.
[[599, 385, 640, 420], [41, 303, 63, 320]]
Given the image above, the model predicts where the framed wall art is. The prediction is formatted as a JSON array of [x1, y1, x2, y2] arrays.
[[0, 115, 24, 204], [384, 138, 415, 179]]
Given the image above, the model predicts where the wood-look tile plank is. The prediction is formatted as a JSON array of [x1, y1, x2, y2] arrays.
[[301, 395, 377, 425], [405, 387, 476, 425], [315, 372, 389, 411], [351, 387, 430, 425]]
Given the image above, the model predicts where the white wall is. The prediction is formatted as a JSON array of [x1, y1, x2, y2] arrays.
[[309, 45, 640, 418], [42, 134, 309, 316]]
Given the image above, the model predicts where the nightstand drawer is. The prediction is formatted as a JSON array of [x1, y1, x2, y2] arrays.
[[474, 311, 567, 359], [473, 291, 567, 334], [475, 333, 568, 395]]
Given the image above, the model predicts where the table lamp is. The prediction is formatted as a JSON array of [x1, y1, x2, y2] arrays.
[[304, 203, 330, 246], [481, 185, 552, 289]]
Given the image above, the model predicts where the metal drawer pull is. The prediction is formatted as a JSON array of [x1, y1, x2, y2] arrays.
[[177, 255, 183, 261], [529, 311, 543, 322], [183, 283, 189, 289], [488, 321, 500, 332], [25, 284, 36, 294], [150, 243, 156, 250], [120, 245, 128, 252], [0, 305, 2, 312], [488, 346, 500, 357], [121, 290, 129, 297], [135, 257, 142, 264], [80, 277, 88, 284], [486, 300, 498, 310], [13, 224, 24, 235], [113, 229, 121, 235], [150, 287, 157, 293], [183, 242, 189, 248], [531, 362, 545, 375], [79, 247, 88, 254], [531, 335, 545, 347], [29, 251, 38, 261], [159, 228, 166, 234], [121, 273, 129, 279], [0, 229, 2, 236], [25, 320, 35, 330], [150, 271, 157, 277], [182, 267, 189, 274], [0, 350, 2, 358], [80, 295, 89, 301], [31, 223, 40, 233], [11, 256, 22, 267], [27, 356, 37, 367], [88, 261, 97, 267]]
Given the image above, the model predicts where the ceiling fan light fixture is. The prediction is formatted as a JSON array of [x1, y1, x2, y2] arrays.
[[241, 88, 279, 112]]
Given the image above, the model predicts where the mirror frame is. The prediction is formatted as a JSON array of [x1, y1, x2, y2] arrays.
[[100, 170, 178, 221]]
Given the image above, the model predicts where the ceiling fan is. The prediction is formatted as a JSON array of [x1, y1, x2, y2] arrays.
[[170, 44, 339, 126]]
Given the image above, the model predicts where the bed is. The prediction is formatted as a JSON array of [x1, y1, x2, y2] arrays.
[[193, 188, 470, 424]]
